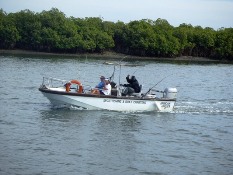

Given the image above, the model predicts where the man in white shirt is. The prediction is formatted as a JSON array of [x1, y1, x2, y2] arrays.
[[101, 79, 111, 95]]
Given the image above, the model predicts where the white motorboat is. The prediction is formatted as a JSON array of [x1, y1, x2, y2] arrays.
[[39, 77, 177, 112]]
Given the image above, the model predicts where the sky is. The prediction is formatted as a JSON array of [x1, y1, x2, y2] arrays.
[[0, 0, 233, 29]]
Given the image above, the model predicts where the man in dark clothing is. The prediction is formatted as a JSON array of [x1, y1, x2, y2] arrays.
[[122, 75, 140, 95]]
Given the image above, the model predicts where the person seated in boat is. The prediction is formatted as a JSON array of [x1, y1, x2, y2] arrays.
[[121, 75, 140, 96], [92, 78, 111, 95], [92, 75, 105, 94], [96, 75, 106, 89], [101, 79, 111, 95]]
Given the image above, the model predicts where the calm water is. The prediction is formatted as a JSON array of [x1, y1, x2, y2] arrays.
[[0, 54, 233, 175]]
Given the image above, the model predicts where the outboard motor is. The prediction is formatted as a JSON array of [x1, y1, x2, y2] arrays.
[[163, 88, 177, 99]]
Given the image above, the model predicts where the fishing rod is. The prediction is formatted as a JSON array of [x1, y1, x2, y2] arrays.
[[131, 69, 137, 75], [118, 56, 128, 64], [142, 74, 171, 97], [131, 67, 141, 75]]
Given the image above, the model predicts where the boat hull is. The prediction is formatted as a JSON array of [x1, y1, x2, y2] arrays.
[[40, 88, 176, 112]]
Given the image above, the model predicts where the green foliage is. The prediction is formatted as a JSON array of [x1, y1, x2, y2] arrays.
[[214, 28, 233, 60], [0, 9, 20, 48], [0, 8, 232, 60], [9, 9, 42, 49]]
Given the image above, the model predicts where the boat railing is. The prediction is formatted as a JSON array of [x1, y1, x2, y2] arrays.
[[41, 77, 68, 88]]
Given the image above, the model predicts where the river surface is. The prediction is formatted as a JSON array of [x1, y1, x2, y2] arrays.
[[0, 54, 233, 175]]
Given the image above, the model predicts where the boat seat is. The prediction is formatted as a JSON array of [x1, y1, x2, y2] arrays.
[[111, 88, 118, 96], [131, 85, 142, 97]]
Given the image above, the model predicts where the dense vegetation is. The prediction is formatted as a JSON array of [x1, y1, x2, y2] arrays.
[[0, 8, 232, 60]]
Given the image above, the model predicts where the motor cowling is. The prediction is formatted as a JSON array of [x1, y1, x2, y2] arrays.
[[163, 88, 177, 99]]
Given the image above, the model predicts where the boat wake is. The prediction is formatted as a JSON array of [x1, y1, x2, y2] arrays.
[[69, 105, 88, 110], [49, 104, 88, 110], [174, 100, 233, 115]]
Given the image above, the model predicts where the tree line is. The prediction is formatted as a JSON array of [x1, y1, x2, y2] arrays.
[[0, 8, 232, 60]]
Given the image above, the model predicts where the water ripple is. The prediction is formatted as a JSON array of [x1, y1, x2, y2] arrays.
[[1, 56, 233, 175]]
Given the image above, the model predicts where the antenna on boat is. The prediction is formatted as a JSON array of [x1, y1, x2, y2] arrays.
[[109, 65, 116, 81], [118, 56, 128, 85], [108, 55, 128, 83], [119, 64, 122, 85]]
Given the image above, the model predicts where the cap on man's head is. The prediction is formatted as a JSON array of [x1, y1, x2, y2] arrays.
[[100, 76, 105, 79]]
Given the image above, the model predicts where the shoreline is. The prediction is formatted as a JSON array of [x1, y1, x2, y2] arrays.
[[0, 49, 230, 64]]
